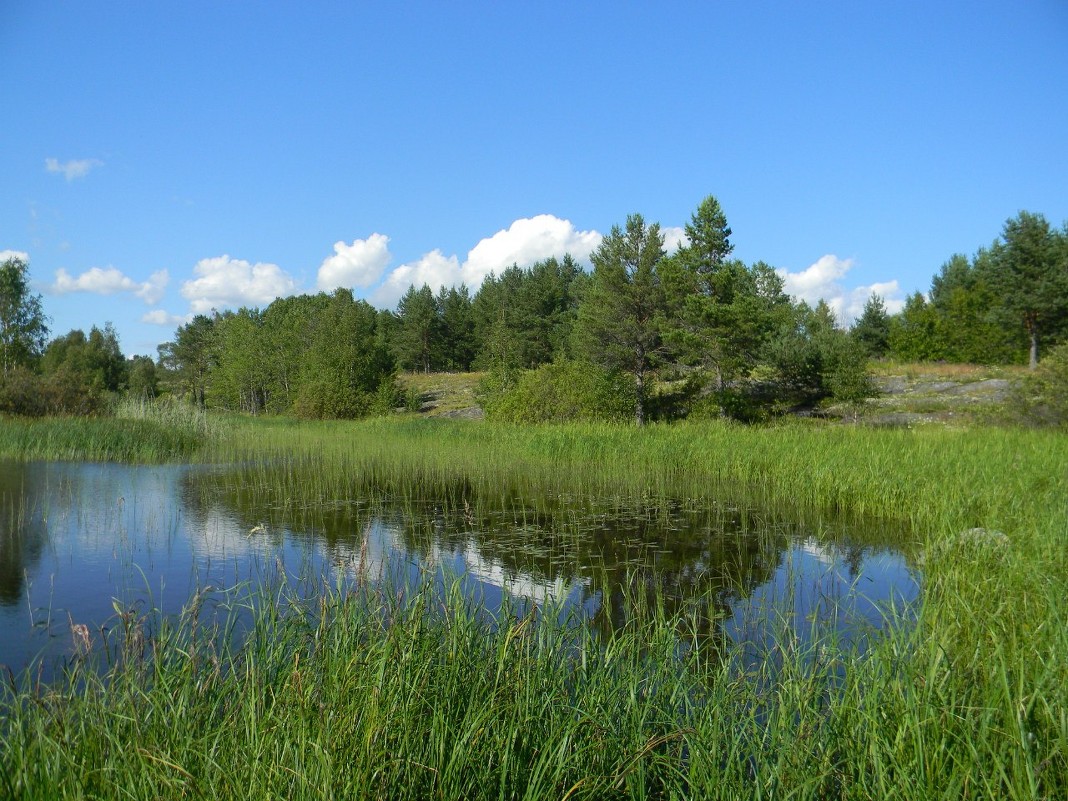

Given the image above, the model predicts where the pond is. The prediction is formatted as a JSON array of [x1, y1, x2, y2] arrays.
[[0, 460, 920, 678]]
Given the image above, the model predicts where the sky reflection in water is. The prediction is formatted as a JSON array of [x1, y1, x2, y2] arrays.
[[0, 460, 920, 676]]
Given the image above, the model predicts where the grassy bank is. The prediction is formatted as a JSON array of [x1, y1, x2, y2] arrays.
[[0, 398, 216, 462], [0, 416, 204, 462], [1, 413, 1066, 797]]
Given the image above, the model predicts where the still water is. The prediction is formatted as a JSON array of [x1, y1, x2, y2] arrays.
[[0, 460, 919, 676]]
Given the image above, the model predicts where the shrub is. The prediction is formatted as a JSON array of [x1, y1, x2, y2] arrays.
[[1012, 342, 1068, 426], [482, 360, 635, 423], [0, 366, 46, 416]]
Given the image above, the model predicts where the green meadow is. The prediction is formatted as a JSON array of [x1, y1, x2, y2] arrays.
[[0, 411, 1066, 799]]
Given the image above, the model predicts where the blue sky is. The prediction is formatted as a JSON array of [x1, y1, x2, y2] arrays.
[[2, 1, 1066, 357]]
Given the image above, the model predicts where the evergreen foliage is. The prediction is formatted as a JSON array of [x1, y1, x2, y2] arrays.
[[12, 199, 1068, 423], [851, 293, 891, 357], [886, 212, 1068, 366], [393, 284, 441, 373], [980, 211, 1068, 368], [472, 257, 581, 371], [437, 284, 475, 371], [574, 214, 666, 425]]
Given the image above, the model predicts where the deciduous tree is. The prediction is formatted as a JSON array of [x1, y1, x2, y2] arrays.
[[0, 257, 48, 375]]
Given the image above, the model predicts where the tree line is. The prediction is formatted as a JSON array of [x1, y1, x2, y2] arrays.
[[1, 201, 1065, 424], [853, 210, 1068, 368], [156, 197, 878, 425], [0, 257, 157, 415]]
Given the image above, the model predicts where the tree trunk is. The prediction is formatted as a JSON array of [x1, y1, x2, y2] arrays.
[[634, 371, 646, 426], [1027, 316, 1039, 369]]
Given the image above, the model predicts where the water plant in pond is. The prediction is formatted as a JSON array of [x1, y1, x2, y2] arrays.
[[0, 415, 1064, 797]]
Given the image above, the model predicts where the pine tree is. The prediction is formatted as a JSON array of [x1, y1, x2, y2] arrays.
[[851, 294, 891, 358], [574, 214, 665, 425]]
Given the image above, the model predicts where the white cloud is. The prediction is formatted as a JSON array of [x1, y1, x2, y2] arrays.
[[45, 157, 103, 181], [778, 254, 904, 325], [661, 226, 688, 254], [50, 266, 169, 304], [181, 255, 298, 313], [316, 234, 392, 291], [371, 214, 603, 307], [0, 249, 30, 264], [371, 250, 462, 307], [463, 215, 601, 286], [141, 309, 192, 327]]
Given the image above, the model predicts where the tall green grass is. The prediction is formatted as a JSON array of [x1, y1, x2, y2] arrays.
[[0, 397, 218, 462], [200, 417, 1068, 797], [0, 416, 202, 462], [212, 417, 1067, 544], [1, 569, 1063, 800], [1, 414, 1065, 797]]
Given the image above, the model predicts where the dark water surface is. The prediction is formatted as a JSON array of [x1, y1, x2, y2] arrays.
[[0, 460, 920, 676]]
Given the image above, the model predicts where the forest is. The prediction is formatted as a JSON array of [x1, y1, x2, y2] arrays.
[[2, 198, 1067, 425]]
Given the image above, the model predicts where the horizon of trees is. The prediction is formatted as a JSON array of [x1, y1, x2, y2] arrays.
[[1, 204, 1065, 422], [880, 211, 1068, 368]]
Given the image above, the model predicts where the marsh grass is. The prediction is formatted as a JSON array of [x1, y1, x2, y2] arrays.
[[1, 414, 1066, 797], [204, 417, 1068, 794], [0, 397, 221, 462], [1, 565, 1063, 800], [112, 395, 219, 439], [0, 416, 203, 462]]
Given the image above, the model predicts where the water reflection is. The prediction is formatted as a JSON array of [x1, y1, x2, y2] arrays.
[[0, 462, 52, 605], [0, 460, 920, 677]]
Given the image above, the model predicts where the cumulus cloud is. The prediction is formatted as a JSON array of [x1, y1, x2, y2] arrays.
[[50, 266, 169, 304], [181, 255, 298, 313], [316, 234, 392, 291], [660, 226, 688, 254], [778, 254, 904, 325], [462, 215, 602, 287], [45, 157, 103, 181], [371, 250, 462, 307], [0, 249, 30, 264], [372, 215, 603, 307], [142, 309, 192, 327]]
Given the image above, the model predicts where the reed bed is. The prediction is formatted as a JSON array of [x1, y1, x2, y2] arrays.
[[211, 417, 1067, 546], [2, 568, 1063, 800], [0, 416, 202, 462], [1, 415, 1066, 797]]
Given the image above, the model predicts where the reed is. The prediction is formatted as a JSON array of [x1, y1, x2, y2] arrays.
[[0, 416, 203, 462], [1, 414, 1065, 797], [1, 568, 1063, 799]]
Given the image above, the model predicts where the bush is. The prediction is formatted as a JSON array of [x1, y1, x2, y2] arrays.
[[1012, 342, 1068, 426], [293, 378, 372, 420], [404, 386, 422, 413], [0, 365, 111, 417], [481, 360, 635, 424], [0, 366, 46, 416]]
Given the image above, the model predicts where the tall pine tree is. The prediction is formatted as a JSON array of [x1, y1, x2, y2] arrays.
[[574, 214, 665, 425]]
